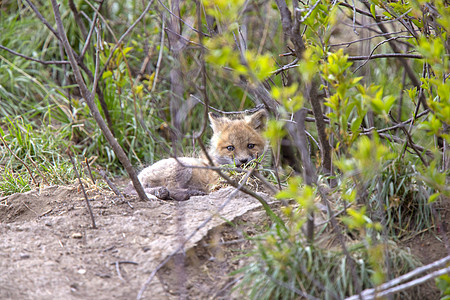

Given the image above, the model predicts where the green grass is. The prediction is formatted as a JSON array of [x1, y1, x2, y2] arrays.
[[236, 224, 422, 300]]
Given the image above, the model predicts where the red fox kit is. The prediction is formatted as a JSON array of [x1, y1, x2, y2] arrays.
[[136, 109, 268, 201]]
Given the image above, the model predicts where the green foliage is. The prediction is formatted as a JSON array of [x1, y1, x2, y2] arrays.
[[0, 117, 76, 196], [1, 0, 449, 298], [237, 219, 421, 299], [0, 3, 171, 195], [436, 274, 450, 300]]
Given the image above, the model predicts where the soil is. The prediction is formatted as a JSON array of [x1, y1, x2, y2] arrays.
[[0, 184, 448, 300], [0, 185, 272, 300]]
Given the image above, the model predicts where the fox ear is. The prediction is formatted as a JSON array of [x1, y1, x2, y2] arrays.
[[209, 112, 230, 133], [246, 109, 268, 131]]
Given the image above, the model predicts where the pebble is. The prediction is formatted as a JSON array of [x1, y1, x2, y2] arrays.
[[72, 232, 83, 239], [19, 253, 30, 259]]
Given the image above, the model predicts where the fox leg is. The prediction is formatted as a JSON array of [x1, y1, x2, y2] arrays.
[[144, 186, 170, 200], [139, 185, 205, 201], [169, 188, 206, 201]]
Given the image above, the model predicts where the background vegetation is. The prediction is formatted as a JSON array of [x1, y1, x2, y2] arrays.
[[0, 0, 449, 298]]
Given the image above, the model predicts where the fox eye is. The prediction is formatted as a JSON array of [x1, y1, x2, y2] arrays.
[[226, 145, 235, 151], [247, 143, 255, 149]]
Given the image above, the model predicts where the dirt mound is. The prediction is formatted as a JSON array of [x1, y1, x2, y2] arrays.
[[0, 185, 271, 300]]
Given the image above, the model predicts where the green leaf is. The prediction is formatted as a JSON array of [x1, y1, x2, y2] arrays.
[[102, 71, 113, 79], [370, 4, 377, 19], [428, 192, 440, 203], [350, 117, 363, 133]]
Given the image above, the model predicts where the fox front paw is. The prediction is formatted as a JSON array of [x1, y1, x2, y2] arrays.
[[170, 189, 206, 201], [144, 186, 170, 200]]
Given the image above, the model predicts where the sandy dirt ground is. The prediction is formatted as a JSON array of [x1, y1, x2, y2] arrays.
[[0, 185, 273, 300], [0, 184, 448, 300]]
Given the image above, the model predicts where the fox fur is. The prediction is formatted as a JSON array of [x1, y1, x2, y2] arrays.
[[135, 109, 268, 201]]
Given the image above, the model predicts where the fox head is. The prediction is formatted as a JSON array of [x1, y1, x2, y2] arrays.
[[208, 109, 268, 167]]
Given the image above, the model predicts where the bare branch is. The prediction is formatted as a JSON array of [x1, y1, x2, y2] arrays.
[[157, 0, 210, 37], [193, 0, 210, 140], [353, 35, 414, 73], [68, 0, 88, 39], [0, 45, 69, 65], [25, 0, 60, 40], [360, 109, 430, 134], [307, 82, 333, 183], [286, 109, 316, 241], [151, 16, 165, 92], [348, 53, 423, 60], [330, 30, 411, 48], [339, 1, 383, 20], [50, 0, 149, 202], [67, 149, 96, 229], [98, 0, 155, 80], [362, 2, 428, 110], [345, 256, 450, 300], [79, 0, 104, 59]]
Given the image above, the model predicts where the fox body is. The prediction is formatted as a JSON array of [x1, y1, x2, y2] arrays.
[[136, 109, 268, 201]]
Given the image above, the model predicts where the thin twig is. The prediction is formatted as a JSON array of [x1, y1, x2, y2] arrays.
[[330, 30, 410, 47], [193, 0, 210, 140], [270, 53, 423, 71], [374, 266, 450, 299], [0, 132, 38, 188], [98, 169, 133, 209], [25, 0, 60, 39], [272, 58, 299, 75], [157, 0, 210, 37], [191, 94, 265, 115], [345, 256, 450, 300], [360, 109, 430, 134], [98, 0, 155, 80], [115, 261, 125, 281], [338, 1, 383, 20], [84, 157, 96, 185], [353, 35, 414, 73], [399, 124, 429, 166], [348, 53, 423, 60], [350, 0, 358, 35], [295, 0, 321, 23], [67, 149, 96, 229], [27, 154, 50, 185], [0, 45, 69, 65], [79, 0, 104, 59], [151, 16, 165, 92], [110, 260, 139, 281], [91, 19, 101, 95], [378, 133, 433, 157]]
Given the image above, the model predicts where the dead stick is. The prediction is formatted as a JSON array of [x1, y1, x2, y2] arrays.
[[85, 157, 96, 184], [98, 169, 133, 209], [67, 149, 97, 229], [115, 261, 125, 281], [27, 154, 50, 185]]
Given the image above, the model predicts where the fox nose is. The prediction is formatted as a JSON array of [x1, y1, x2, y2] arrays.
[[238, 158, 248, 165]]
